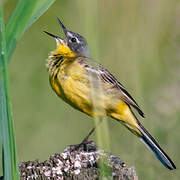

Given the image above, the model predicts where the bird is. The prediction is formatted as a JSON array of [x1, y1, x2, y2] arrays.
[[44, 18, 176, 170]]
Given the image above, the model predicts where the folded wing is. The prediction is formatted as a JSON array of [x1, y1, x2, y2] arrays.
[[81, 57, 145, 118]]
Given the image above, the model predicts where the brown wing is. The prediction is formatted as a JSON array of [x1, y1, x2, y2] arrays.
[[79, 57, 145, 118]]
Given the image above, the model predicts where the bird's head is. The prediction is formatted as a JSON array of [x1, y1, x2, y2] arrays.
[[44, 18, 91, 58]]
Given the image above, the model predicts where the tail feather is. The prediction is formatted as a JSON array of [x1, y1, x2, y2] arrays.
[[138, 122, 176, 170]]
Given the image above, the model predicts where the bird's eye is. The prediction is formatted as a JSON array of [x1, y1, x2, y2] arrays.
[[71, 37, 77, 43]]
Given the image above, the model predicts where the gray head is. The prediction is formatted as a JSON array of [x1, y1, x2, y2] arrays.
[[44, 18, 91, 58]]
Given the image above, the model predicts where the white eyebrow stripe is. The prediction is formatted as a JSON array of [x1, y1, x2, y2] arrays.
[[66, 31, 73, 37]]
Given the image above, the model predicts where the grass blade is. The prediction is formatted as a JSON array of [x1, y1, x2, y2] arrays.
[[0, 3, 20, 180], [76, 0, 110, 177]]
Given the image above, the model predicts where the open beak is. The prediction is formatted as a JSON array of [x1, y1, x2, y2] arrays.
[[44, 18, 68, 43]]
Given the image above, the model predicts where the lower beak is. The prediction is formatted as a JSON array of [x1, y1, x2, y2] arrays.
[[44, 31, 64, 44], [44, 31, 59, 39]]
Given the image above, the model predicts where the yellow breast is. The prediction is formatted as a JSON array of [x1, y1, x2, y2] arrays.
[[50, 59, 94, 115]]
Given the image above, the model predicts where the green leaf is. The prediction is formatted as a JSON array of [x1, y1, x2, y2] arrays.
[[6, 0, 37, 61], [25, 0, 56, 31], [0, 1, 56, 178], [0, 3, 20, 180], [6, 0, 56, 62]]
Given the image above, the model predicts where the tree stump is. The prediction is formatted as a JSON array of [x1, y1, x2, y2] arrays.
[[4, 141, 138, 179]]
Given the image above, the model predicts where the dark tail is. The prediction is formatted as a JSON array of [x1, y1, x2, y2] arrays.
[[138, 122, 176, 170]]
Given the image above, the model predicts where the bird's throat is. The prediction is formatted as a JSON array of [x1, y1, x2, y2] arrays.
[[56, 43, 75, 58]]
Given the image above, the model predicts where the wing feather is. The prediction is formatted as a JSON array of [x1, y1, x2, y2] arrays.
[[78, 57, 145, 118], [98, 65, 145, 117]]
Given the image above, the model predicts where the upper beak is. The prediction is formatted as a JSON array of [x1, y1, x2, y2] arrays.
[[57, 18, 68, 36]]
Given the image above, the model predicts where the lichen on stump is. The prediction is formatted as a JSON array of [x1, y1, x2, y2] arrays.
[[18, 141, 138, 180]]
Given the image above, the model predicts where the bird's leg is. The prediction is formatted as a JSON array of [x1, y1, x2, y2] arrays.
[[80, 118, 103, 144], [71, 119, 103, 152], [81, 127, 96, 144]]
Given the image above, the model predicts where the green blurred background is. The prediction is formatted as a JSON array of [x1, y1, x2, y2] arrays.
[[2, 0, 180, 179]]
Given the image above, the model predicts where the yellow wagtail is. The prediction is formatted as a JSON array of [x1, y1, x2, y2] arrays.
[[44, 18, 176, 170]]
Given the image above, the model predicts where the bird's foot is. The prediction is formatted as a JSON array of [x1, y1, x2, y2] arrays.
[[69, 127, 96, 152], [69, 140, 96, 153]]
